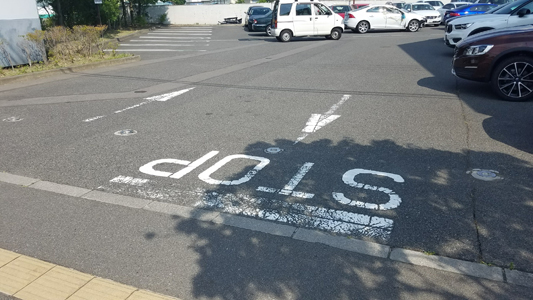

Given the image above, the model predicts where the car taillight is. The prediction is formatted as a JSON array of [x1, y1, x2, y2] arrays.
[[450, 12, 460, 17], [253, 19, 257, 24], [348, 13, 355, 18]]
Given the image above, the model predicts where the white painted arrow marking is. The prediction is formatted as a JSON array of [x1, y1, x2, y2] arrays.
[[144, 87, 195, 102], [295, 95, 351, 144], [83, 88, 195, 122]]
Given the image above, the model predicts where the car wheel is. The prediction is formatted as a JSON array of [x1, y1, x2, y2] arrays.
[[356, 21, 369, 34], [266, 25, 272, 36], [491, 56, 533, 102], [280, 30, 292, 42], [330, 28, 342, 40], [406, 20, 420, 32]]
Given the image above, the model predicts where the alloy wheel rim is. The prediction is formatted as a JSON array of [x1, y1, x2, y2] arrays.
[[498, 62, 533, 99], [409, 21, 418, 31], [359, 23, 368, 32]]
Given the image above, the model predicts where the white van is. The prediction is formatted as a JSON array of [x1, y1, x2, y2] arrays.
[[272, 0, 345, 42]]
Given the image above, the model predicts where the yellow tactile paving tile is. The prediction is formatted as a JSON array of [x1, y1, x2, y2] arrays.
[[14, 266, 94, 300], [0, 256, 55, 295], [0, 248, 20, 267], [67, 277, 137, 300], [127, 290, 180, 300]]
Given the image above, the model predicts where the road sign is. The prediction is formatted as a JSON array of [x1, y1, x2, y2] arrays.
[[95, 0, 102, 4]]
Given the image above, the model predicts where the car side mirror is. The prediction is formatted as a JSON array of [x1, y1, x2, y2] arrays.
[[517, 8, 530, 17]]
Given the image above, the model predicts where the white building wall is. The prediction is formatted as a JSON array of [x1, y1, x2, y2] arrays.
[[0, 0, 42, 67]]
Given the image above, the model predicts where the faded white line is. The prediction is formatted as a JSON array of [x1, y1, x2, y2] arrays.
[[119, 44, 209, 47], [140, 36, 211, 39], [129, 40, 210, 43], [148, 33, 212, 36], [109, 175, 149, 186], [257, 162, 315, 199], [295, 95, 351, 144], [109, 49, 208, 52], [83, 115, 105, 122]]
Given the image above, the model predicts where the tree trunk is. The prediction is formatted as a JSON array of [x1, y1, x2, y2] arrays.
[[57, 0, 64, 26], [120, 0, 128, 27]]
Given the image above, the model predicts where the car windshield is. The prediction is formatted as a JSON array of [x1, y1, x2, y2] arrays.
[[493, 0, 527, 14], [251, 8, 271, 15], [412, 4, 434, 10], [332, 5, 351, 13]]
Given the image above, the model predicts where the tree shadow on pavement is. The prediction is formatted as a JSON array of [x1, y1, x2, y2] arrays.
[[142, 137, 533, 299]]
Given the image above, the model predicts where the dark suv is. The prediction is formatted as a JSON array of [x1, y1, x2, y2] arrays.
[[452, 25, 533, 101]]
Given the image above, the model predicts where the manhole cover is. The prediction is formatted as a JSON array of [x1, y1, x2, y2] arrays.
[[467, 169, 503, 181], [264, 147, 283, 154], [114, 129, 137, 136], [3, 117, 23, 122]]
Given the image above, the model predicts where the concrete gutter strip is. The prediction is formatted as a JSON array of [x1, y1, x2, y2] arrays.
[[0, 55, 141, 86], [1, 171, 532, 288]]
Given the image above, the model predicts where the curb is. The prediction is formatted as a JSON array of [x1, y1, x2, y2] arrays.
[[1, 171, 532, 288], [0, 248, 180, 300], [0, 55, 141, 86]]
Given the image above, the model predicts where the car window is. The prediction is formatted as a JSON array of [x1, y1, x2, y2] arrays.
[[413, 4, 434, 10], [315, 3, 332, 15], [443, 4, 454, 8], [252, 8, 271, 15], [296, 4, 312, 15], [279, 3, 292, 16], [494, 0, 529, 14], [331, 5, 351, 13], [366, 6, 382, 12]]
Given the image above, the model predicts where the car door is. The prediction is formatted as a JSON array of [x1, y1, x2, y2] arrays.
[[366, 6, 388, 29], [507, 2, 533, 27], [385, 7, 405, 28], [313, 3, 335, 34], [294, 3, 314, 35]]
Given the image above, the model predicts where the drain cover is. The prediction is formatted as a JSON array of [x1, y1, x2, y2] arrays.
[[264, 147, 283, 154], [114, 129, 137, 136], [467, 169, 503, 181], [3, 117, 23, 122]]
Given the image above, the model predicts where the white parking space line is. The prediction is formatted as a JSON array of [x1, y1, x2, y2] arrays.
[[129, 39, 209, 43], [119, 44, 209, 47], [148, 33, 212, 36], [152, 30, 213, 33], [108, 49, 207, 52], [139, 36, 210, 40]]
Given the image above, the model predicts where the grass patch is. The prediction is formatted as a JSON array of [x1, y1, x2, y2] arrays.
[[0, 53, 133, 78]]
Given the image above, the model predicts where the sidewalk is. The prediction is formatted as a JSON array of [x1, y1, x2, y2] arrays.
[[1, 172, 532, 299]]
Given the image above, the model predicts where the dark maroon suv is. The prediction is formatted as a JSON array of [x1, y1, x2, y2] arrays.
[[452, 25, 533, 101]]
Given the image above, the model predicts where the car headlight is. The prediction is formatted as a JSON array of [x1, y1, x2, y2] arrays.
[[455, 23, 473, 30], [465, 45, 493, 56]]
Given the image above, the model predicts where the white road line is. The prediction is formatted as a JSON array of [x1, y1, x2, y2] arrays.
[[109, 176, 149, 186], [257, 162, 315, 199], [119, 44, 208, 47], [107, 49, 207, 52], [151, 31, 212, 33], [295, 95, 351, 144], [148, 33, 212, 36], [83, 88, 195, 122], [129, 39, 210, 43], [140, 36, 210, 39], [99, 181, 392, 240]]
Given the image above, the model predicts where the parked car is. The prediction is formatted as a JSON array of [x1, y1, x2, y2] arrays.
[[251, 11, 273, 35], [344, 4, 426, 33], [452, 25, 533, 101], [352, 3, 370, 9], [416, 0, 445, 10], [445, 0, 533, 47], [272, 0, 344, 42], [442, 3, 498, 24], [403, 3, 442, 26], [385, 1, 406, 9], [438, 2, 472, 21], [474, 0, 516, 4], [245, 6, 272, 30], [330, 5, 353, 18]]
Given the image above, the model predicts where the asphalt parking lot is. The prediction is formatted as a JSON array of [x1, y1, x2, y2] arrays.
[[1, 24, 532, 299]]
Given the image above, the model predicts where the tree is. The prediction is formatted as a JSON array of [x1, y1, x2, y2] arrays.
[[168, 0, 186, 4]]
